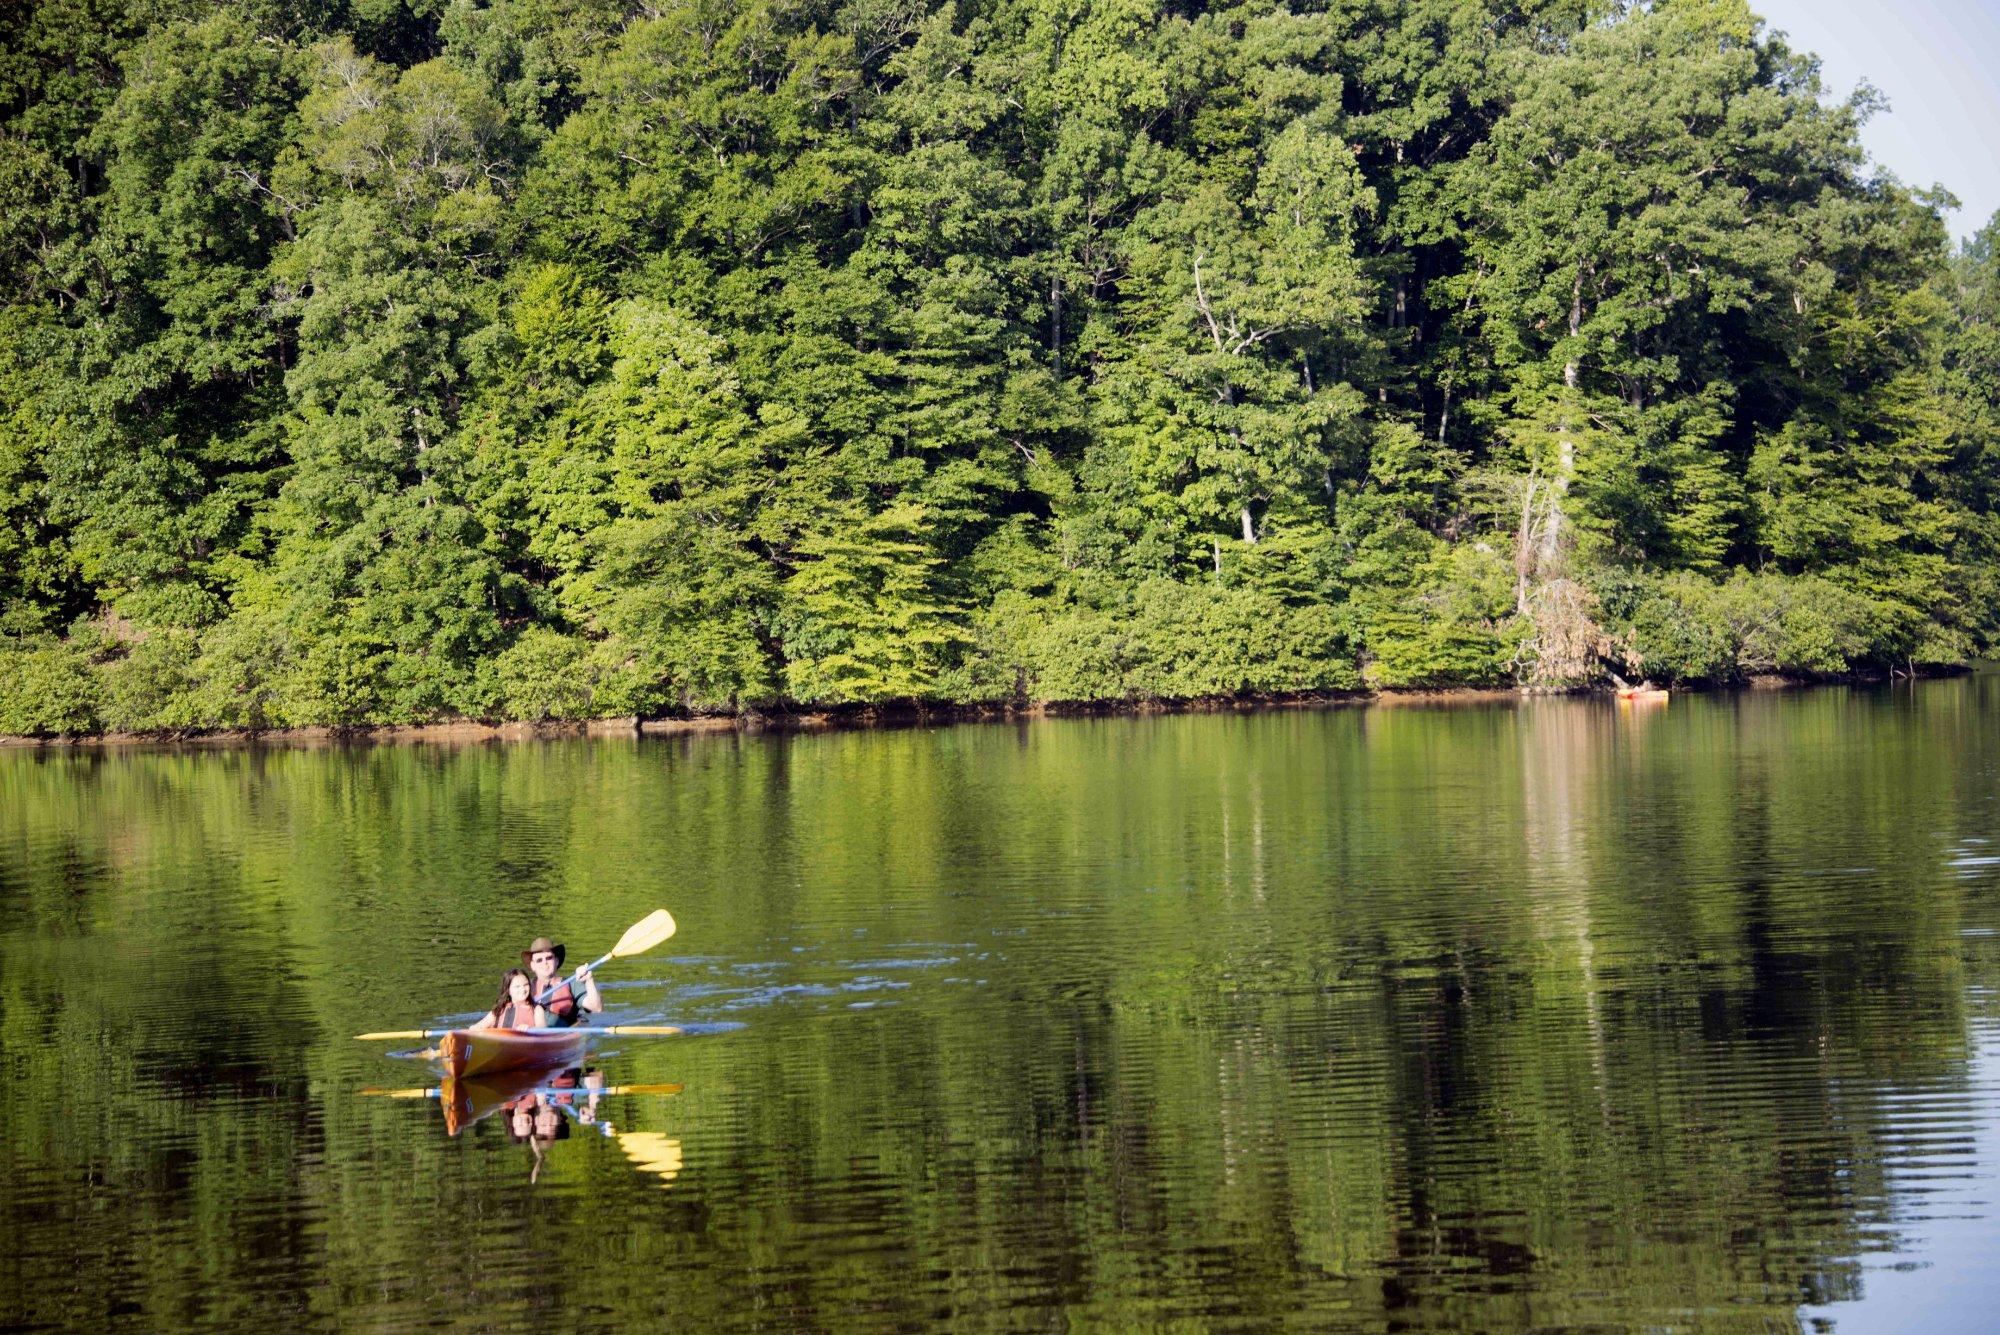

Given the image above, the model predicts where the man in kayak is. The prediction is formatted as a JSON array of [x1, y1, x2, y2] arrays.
[[523, 936, 603, 1028]]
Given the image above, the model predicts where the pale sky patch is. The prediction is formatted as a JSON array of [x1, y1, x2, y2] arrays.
[[1752, 0, 2000, 245]]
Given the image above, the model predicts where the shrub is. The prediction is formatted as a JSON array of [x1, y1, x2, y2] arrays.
[[493, 627, 596, 721], [181, 605, 302, 729], [972, 580, 1361, 703], [1721, 573, 1884, 676], [1602, 569, 1896, 682], [0, 640, 100, 736], [1357, 544, 1518, 689], [96, 632, 203, 732], [1614, 572, 1734, 683]]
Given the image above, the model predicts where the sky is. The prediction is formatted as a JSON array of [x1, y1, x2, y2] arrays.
[[1751, 0, 2000, 245]]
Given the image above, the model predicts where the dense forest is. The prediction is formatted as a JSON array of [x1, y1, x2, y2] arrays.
[[2, 0, 1996, 733]]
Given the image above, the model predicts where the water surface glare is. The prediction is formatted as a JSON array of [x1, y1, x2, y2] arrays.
[[5, 681, 2000, 1330]]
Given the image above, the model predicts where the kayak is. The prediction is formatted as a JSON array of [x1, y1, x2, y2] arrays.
[[437, 1026, 586, 1081]]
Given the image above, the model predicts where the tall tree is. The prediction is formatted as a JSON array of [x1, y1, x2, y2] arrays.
[[254, 39, 515, 720]]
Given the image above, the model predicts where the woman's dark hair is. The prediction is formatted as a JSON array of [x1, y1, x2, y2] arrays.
[[492, 967, 535, 1021]]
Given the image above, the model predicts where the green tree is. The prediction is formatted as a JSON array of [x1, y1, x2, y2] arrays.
[[781, 502, 970, 703], [37, 11, 297, 627], [252, 40, 515, 721]]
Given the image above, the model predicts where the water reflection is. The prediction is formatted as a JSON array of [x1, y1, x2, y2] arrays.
[[616, 1132, 685, 1189], [5, 680, 2000, 1327], [362, 1068, 685, 1186]]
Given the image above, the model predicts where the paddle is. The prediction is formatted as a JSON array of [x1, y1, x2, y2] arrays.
[[538, 908, 678, 1005], [355, 910, 679, 1040], [355, 1024, 683, 1040]]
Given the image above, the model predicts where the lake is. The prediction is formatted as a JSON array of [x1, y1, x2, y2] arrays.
[[5, 682, 2000, 1330]]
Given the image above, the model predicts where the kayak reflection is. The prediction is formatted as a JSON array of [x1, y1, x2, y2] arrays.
[[361, 1067, 684, 1186]]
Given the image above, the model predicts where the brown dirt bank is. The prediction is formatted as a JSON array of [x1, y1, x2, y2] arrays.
[[0, 670, 1968, 751], [0, 690, 1379, 749]]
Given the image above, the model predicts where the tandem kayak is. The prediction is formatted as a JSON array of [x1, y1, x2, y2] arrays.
[[437, 1026, 587, 1080]]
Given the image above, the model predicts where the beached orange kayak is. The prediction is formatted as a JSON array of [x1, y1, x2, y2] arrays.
[[436, 1026, 586, 1080]]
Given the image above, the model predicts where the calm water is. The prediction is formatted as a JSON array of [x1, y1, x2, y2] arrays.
[[5, 683, 2000, 1330]]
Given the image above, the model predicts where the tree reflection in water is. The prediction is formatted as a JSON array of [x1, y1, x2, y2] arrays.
[[6, 680, 2000, 1327]]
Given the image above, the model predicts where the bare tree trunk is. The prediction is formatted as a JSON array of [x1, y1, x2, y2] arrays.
[[1515, 474, 1539, 616], [1538, 272, 1584, 573], [1241, 505, 1256, 544]]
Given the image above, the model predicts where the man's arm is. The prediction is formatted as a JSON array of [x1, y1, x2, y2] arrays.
[[575, 964, 604, 1013]]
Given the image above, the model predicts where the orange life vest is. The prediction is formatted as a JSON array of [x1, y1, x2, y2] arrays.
[[494, 1001, 539, 1029], [541, 980, 580, 1027]]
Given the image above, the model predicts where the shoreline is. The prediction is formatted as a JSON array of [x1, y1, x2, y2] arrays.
[[0, 671, 1960, 751]]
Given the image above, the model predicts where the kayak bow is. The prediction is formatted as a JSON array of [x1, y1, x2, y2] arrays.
[[436, 1026, 586, 1080]]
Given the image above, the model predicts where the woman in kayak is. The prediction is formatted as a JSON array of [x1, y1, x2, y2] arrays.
[[471, 968, 546, 1031], [522, 936, 602, 1028]]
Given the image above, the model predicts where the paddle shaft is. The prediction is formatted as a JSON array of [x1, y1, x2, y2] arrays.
[[361, 1081, 681, 1099], [533, 908, 677, 1005], [553, 1098, 615, 1138], [537, 949, 614, 1005], [356, 1023, 679, 1039]]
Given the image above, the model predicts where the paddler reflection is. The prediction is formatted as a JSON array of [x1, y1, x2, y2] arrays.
[[503, 1067, 598, 1183], [362, 1066, 684, 1187]]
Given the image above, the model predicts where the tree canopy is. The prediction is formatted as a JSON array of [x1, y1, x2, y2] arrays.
[[2, 0, 1995, 732]]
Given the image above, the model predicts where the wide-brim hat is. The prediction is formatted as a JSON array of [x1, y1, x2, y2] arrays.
[[522, 936, 565, 970]]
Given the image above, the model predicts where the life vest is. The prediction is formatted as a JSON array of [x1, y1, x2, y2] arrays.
[[495, 1001, 539, 1029], [541, 980, 581, 1027]]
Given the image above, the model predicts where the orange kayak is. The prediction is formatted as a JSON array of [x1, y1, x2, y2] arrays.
[[437, 1027, 586, 1081]]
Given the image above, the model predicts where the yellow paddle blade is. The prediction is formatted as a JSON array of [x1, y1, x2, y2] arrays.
[[358, 1087, 434, 1099], [597, 1025, 683, 1037], [355, 1030, 438, 1040], [611, 909, 677, 958], [604, 1083, 684, 1097], [617, 1131, 683, 1185]]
